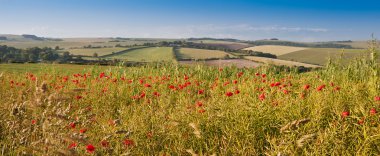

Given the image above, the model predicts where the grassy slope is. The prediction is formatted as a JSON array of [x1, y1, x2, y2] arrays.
[[106, 47, 175, 62], [178, 48, 234, 59], [278, 48, 367, 65]]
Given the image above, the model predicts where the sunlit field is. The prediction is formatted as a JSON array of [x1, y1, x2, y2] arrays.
[[178, 48, 235, 60], [105, 47, 175, 62], [1, 46, 379, 155]]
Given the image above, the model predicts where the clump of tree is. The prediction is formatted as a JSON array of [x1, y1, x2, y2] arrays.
[[246, 50, 277, 58], [0, 45, 74, 63]]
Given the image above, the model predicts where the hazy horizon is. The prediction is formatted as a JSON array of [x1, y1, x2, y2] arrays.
[[1, 0, 379, 42]]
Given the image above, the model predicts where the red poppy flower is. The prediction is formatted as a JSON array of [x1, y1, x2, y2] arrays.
[[68, 142, 77, 149], [31, 120, 37, 125], [375, 96, 380, 101], [139, 92, 146, 98], [341, 111, 350, 118], [274, 82, 281, 86], [370, 108, 377, 115], [144, 83, 151, 87], [80, 128, 87, 133], [317, 85, 326, 91], [303, 84, 310, 90], [225, 92, 233, 97], [358, 118, 365, 125], [183, 76, 188, 81], [139, 79, 144, 84], [99, 72, 105, 78], [300, 93, 306, 99], [198, 109, 206, 113], [153, 91, 160, 97], [233, 80, 238, 84], [235, 90, 240, 94], [75, 95, 83, 100], [259, 93, 266, 101], [198, 90, 204, 95], [123, 139, 134, 147], [69, 122, 76, 129], [196, 101, 203, 107], [101, 140, 109, 148], [86, 144, 95, 153], [147, 131, 153, 138], [283, 90, 289, 94]]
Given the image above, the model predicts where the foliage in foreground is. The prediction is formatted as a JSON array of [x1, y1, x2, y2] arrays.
[[0, 42, 379, 155]]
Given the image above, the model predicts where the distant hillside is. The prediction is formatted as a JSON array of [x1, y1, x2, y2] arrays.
[[187, 38, 246, 43], [0, 34, 62, 42], [245, 40, 354, 49]]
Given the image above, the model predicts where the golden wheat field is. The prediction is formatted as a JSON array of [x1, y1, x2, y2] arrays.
[[243, 45, 309, 56]]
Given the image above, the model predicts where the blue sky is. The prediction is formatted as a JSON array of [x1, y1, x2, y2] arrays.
[[0, 0, 379, 41]]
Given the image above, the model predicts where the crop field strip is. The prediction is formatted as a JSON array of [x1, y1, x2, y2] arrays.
[[277, 48, 373, 65], [244, 56, 321, 68], [243, 45, 309, 56], [65, 47, 130, 56], [177, 48, 235, 60]]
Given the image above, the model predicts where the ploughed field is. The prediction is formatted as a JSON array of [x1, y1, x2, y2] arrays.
[[1, 62, 379, 155]]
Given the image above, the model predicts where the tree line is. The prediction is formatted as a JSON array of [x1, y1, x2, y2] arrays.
[[0, 45, 73, 63]]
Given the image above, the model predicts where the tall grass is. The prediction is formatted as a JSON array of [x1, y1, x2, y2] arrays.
[[0, 40, 379, 155]]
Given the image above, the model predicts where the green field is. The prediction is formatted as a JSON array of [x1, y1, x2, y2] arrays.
[[106, 47, 175, 62], [178, 48, 235, 59], [278, 48, 370, 65], [65, 47, 129, 56]]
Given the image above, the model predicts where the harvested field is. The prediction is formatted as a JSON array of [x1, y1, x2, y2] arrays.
[[278, 48, 369, 65], [243, 45, 309, 56], [244, 56, 321, 68], [178, 48, 235, 60]]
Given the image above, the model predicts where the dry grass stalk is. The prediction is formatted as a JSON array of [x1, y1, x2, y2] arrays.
[[186, 149, 199, 156], [189, 123, 201, 138], [296, 133, 316, 148], [280, 118, 310, 133]]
